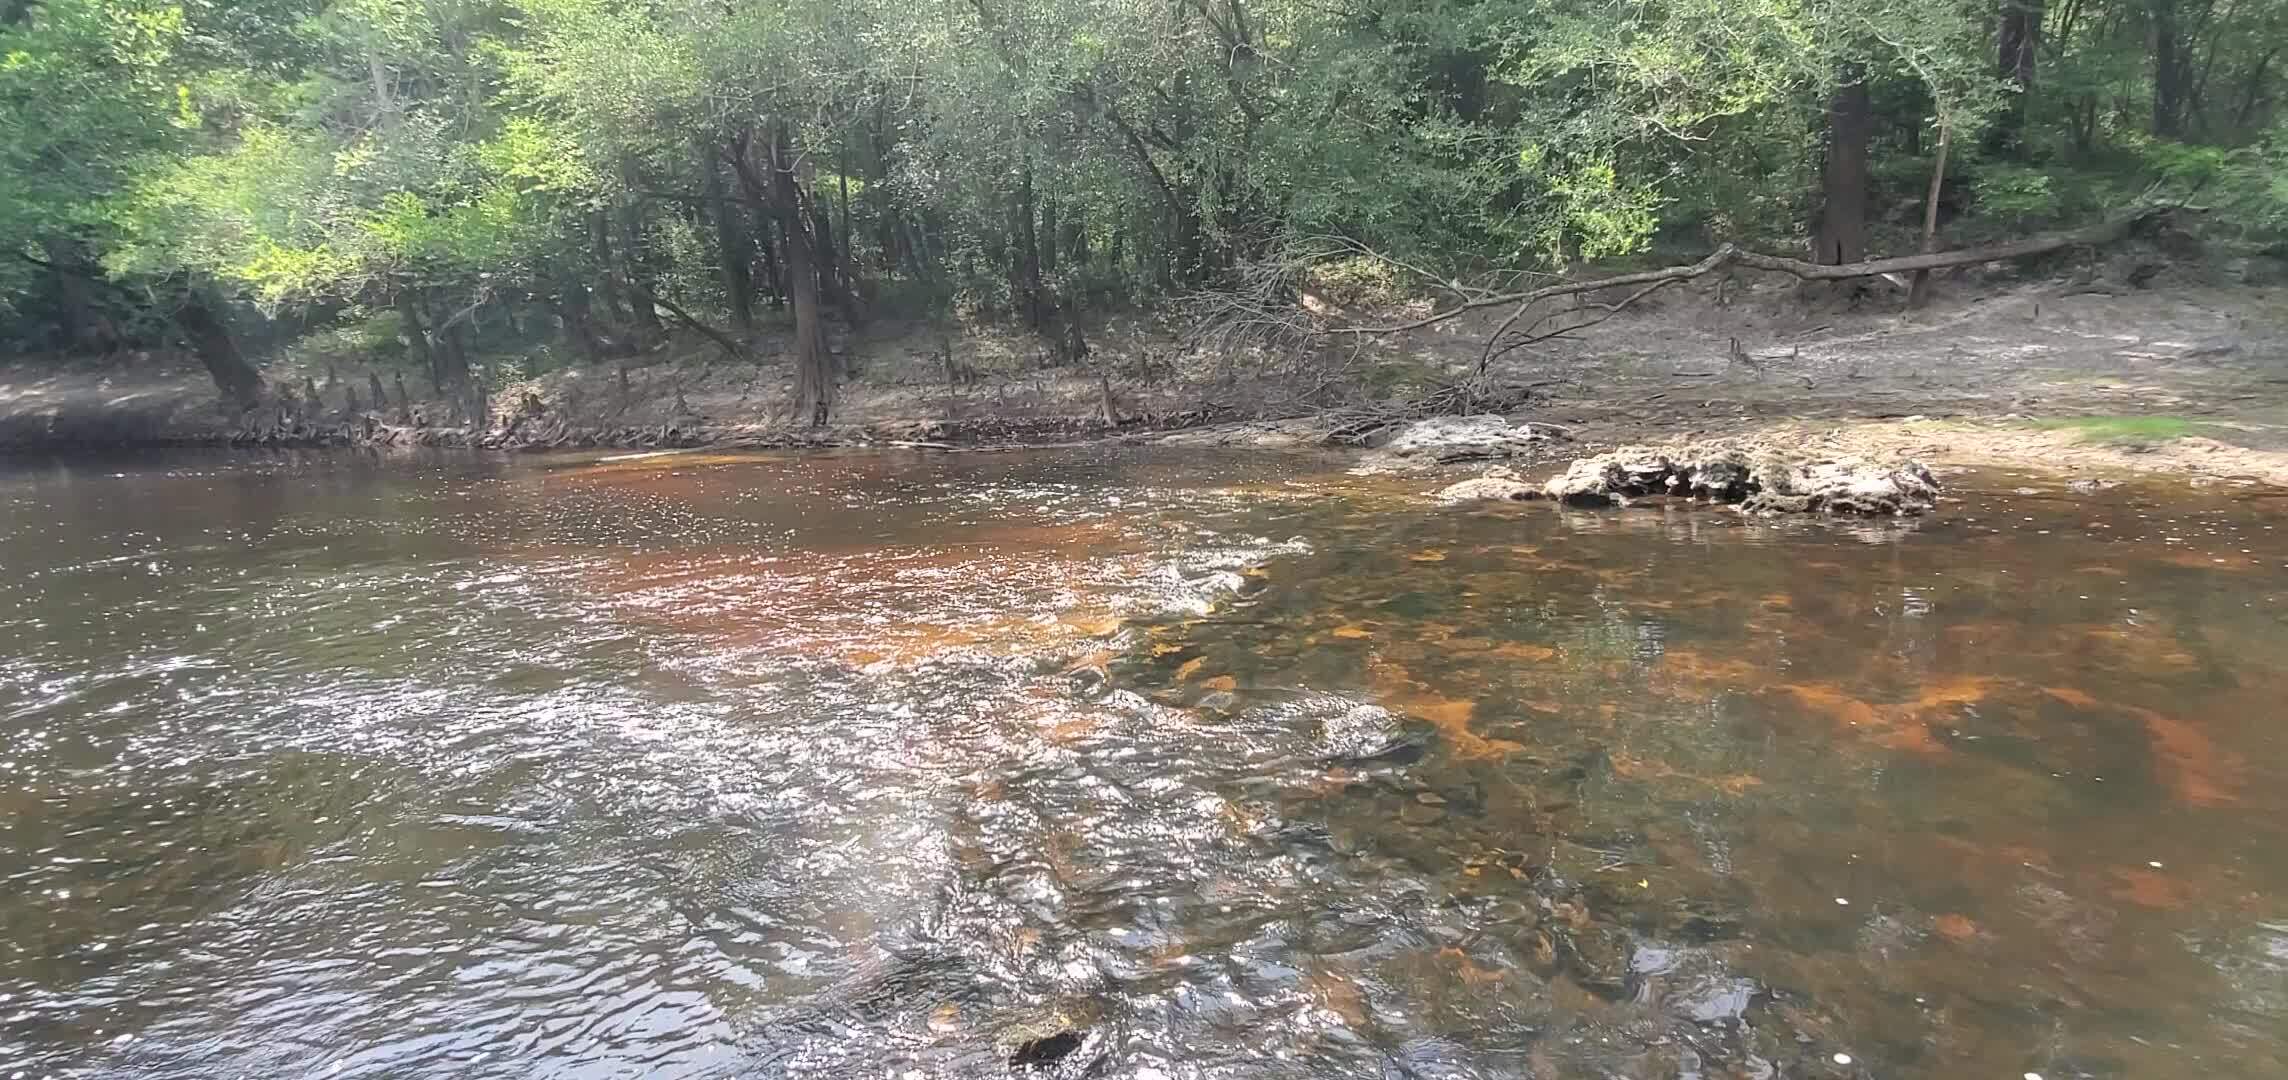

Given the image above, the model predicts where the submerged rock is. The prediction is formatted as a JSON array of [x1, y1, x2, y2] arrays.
[[1558, 925, 1637, 999], [1009, 1030, 1085, 1070], [1397, 799, 1447, 826], [1539, 441, 1939, 515]]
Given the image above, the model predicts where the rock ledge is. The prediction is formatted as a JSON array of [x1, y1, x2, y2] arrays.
[[1441, 441, 1940, 515]]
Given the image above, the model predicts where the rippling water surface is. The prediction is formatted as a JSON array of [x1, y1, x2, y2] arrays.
[[3, 447, 2286, 1079]]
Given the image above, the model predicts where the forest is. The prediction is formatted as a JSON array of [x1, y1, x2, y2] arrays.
[[3, 0, 2286, 424]]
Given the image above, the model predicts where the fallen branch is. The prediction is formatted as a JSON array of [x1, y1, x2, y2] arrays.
[[1481, 277, 1680, 372], [1333, 207, 2172, 343], [626, 282, 750, 365]]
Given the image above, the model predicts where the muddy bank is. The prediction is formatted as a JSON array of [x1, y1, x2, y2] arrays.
[[7, 272, 2288, 492], [0, 381, 1223, 453], [11, 382, 2288, 504]]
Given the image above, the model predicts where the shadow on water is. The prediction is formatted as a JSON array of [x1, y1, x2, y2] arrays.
[[2, 448, 2286, 1078]]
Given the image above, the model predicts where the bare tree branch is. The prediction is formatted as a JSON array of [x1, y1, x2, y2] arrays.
[[1479, 278, 1680, 373]]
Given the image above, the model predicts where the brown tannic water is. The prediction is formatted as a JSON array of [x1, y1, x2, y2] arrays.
[[3, 448, 2286, 1079]]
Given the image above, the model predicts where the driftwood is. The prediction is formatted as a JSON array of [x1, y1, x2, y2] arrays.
[[1330, 208, 2172, 373]]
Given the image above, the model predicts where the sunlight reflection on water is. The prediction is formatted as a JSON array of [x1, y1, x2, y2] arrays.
[[0, 449, 2284, 1078]]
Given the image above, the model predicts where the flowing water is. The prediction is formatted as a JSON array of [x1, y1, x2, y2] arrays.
[[3, 447, 2287, 1080]]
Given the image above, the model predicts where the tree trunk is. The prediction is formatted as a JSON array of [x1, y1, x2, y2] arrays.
[[1061, 205, 1089, 267], [810, 197, 856, 322], [431, 296, 472, 410], [1170, 202, 1203, 288], [2153, 0, 2184, 136], [465, 367, 487, 431], [395, 290, 437, 391], [367, 371, 387, 416], [367, 46, 396, 126], [837, 150, 854, 289], [877, 205, 904, 276], [1998, 0, 2041, 88], [1013, 159, 1046, 330], [1102, 102, 1199, 285], [740, 122, 835, 426], [615, 159, 666, 346], [2185, 2, 2228, 136], [754, 221, 783, 304], [701, 141, 757, 337], [870, 104, 901, 275], [1993, 0, 2043, 151], [1039, 196, 1059, 276], [1051, 307, 1090, 367], [894, 215, 934, 282], [42, 237, 119, 355], [2056, 0, 2086, 46], [176, 290, 262, 409], [1910, 119, 1953, 309], [1816, 72, 1872, 266], [555, 286, 605, 363], [2234, 46, 2278, 130], [589, 211, 631, 336]]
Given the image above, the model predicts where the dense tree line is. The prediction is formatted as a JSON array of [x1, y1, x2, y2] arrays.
[[3, 0, 2284, 419]]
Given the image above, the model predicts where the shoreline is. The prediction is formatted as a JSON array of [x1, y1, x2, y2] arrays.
[[7, 273, 2285, 488], [9, 404, 2287, 495]]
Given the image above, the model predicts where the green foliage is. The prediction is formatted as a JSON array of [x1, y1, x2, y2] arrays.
[[289, 312, 406, 367], [2138, 139, 2233, 193], [1307, 257, 1408, 310], [2218, 124, 2288, 238], [1971, 163, 2061, 228], [3, 0, 2285, 364]]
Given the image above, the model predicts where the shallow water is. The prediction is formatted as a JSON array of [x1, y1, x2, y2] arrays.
[[2, 447, 2285, 1079]]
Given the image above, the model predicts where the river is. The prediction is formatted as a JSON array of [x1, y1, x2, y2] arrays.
[[2, 447, 2285, 1079]]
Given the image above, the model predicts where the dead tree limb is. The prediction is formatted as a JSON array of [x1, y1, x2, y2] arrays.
[[625, 282, 750, 365], [1481, 277, 1681, 373], [1333, 208, 2170, 342]]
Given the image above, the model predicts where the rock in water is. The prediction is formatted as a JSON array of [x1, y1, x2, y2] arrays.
[[1740, 457, 1941, 515], [1436, 465, 1540, 504], [1538, 441, 1939, 515], [1007, 1027, 1109, 1078], [1558, 925, 1637, 999], [1010, 1030, 1083, 1069], [1365, 415, 1558, 469]]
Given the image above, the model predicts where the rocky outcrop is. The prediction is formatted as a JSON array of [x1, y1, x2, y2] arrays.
[[1438, 440, 1940, 514], [1540, 442, 1940, 515]]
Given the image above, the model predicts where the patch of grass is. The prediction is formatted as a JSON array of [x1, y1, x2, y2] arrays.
[[2029, 415, 2196, 444]]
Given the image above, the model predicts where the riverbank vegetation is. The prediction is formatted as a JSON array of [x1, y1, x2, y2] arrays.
[[4, 0, 2287, 424]]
